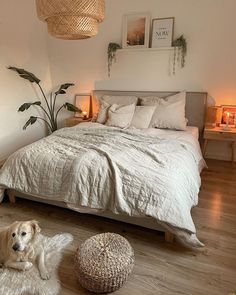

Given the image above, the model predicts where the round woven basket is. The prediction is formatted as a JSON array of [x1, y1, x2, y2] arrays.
[[35, 0, 105, 40], [74, 233, 135, 293]]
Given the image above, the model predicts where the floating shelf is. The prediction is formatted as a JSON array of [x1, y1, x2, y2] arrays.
[[117, 47, 175, 53]]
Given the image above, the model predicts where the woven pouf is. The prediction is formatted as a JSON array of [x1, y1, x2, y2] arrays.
[[74, 233, 135, 293]]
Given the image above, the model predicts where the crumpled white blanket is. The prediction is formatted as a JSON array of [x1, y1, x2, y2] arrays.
[[0, 123, 205, 246]]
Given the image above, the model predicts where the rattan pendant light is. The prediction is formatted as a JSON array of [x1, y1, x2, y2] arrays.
[[35, 0, 105, 40]]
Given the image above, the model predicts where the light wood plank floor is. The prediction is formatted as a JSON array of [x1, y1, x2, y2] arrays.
[[0, 159, 235, 295]]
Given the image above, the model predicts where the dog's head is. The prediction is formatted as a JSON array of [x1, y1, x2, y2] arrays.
[[8, 220, 41, 252]]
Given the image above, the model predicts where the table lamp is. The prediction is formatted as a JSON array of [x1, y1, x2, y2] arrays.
[[205, 106, 222, 128]]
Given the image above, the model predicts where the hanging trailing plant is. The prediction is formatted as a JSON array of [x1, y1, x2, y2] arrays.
[[107, 42, 121, 77], [8, 67, 81, 133], [172, 35, 187, 74]]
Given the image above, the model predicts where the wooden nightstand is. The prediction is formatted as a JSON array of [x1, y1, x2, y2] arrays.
[[65, 117, 91, 127], [203, 127, 236, 163]]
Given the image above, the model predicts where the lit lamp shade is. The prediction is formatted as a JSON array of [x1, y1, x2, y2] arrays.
[[205, 106, 222, 128]]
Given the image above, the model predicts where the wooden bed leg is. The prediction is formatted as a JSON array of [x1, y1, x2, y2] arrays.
[[7, 190, 16, 204], [165, 231, 174, 243]]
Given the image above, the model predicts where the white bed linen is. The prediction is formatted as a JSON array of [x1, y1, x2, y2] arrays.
[[186, 126, 199, 140], [0, 122, 205, 246]]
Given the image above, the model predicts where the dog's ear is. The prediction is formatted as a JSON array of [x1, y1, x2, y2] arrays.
[[31, 220, 41, 234]]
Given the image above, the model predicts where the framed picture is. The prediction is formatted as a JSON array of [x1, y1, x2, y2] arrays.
[[122, 13, 150, 49], [221, 105, 236, 126], [75, 93, 92, 118], [151, 17, 174, 48]]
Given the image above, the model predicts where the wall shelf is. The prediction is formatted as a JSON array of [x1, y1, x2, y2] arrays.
[[117, 47, 175, 53]]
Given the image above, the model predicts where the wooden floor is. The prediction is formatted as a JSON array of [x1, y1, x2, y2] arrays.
[[0, 159, 235, 295]]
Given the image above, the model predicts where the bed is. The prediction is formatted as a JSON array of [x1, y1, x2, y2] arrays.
[[0, 90, 207, 247]]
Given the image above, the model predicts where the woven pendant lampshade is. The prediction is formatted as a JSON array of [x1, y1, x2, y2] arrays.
[[35, 0, 105, 40]]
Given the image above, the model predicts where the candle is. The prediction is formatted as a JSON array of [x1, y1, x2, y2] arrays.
[[82, 111, 87, 120], [226, 112, 230, 126], [223, 111, 231, 131]]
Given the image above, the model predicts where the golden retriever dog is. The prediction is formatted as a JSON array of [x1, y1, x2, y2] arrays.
[[0, 220, 49, 280]]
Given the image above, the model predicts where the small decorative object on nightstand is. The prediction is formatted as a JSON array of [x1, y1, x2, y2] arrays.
[[75, 93, 93, 119], [221, 105, 236, 128], [203, 127, 236, 163], [65, 117, 91, 127], [82, 111, 88, 120]]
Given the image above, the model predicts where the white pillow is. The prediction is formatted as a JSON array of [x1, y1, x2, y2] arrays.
[[105, 104, 136, 129], [102, 95, 138, 106], [140, 92, 187, 130], [96, 95, 138, 124], [96, 100, 110, 124], [130, 106, 156, 129], [140, 96, 162, 106]]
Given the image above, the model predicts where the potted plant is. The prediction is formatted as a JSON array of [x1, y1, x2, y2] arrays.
[[172, 35, 187, 74], [107, 43, 121, 77], [8, 67, 81, 132]]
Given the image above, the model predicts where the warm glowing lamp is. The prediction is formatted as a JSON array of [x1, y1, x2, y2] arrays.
[[205, 106, 222, 128], [82, 111, 88, 120], [75, 93, 93, 119]]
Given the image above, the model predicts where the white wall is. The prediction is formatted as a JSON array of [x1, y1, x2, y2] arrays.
[[47, 0, 236, 104], [0, 0, 52, 163], [47, 0, 236, 160]]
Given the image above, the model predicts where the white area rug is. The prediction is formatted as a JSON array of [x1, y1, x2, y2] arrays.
[[0, 233, 73, 295]]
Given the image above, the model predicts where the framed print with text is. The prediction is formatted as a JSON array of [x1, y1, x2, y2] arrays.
[[151, 17, 174, 48]]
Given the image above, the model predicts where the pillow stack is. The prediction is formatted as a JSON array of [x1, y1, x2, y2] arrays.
[[95, 92, 187, 130], [96, 95, 138, 126], [96, 95, 155, 129], [106, 104, 136, 129]]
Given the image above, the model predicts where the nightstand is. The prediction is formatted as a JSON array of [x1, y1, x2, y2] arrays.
[[65, 117, 91, 127], [203, 127, 236, 163]]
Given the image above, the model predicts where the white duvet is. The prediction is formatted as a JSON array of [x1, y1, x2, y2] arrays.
[[0, 123, 205, 247]]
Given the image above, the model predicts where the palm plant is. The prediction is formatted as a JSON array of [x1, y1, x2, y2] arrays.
[[8, 67, 81, 132]]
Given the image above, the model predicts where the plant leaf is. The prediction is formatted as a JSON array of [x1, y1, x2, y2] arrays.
[[55, 83, 75, 95], [59, 90, 66, 94], [18, 101, 41, 112], [8, 67, 41, 84], [64, 102, 81, 113], [23, 116, 37, 130]]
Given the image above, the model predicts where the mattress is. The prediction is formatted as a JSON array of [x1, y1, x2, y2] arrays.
[[186, 126, 199, 140]]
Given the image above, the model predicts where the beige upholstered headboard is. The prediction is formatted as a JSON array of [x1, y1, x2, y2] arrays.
[[92, 90, 207, 138]]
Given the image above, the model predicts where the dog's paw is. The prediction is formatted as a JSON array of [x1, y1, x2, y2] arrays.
[[40, 270, 50, 280], [23, 262, 33, 271]]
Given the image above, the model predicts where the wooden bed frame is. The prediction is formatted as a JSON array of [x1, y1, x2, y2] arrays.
[[4, 90, 207, 244], [6, 189, 174, 243]]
